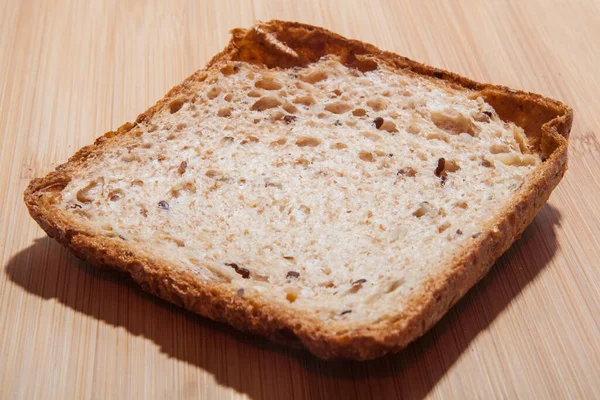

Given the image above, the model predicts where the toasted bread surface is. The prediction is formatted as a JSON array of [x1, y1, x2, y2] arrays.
[[24, 20, 572, 360]]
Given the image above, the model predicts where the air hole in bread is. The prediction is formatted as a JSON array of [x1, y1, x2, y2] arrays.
[[426, 131, 449, 143], [397, 167, 417, 177], [220, 62, 239, 76], [431, 109, 478, 136], [413, 202, 433, 218], [177, 161, 188, 175], [331, 142, 348, 149], [247, 89, 262, 98], [362, 132, 381, 141], [121, 153, 138, 162], [299, 205, 311, 215], [255, 78, 283, 90], [270, 137, 287, 146], [169, 98, 186, 114], [299, 70, 328, 84], [324, 101, 353, 114], [218, 107, 232, 117], [359, 151, 375, 162], [347, 279, 367, 294], [386, 278, 405, 293], [437, 221, 451, 233], [251, 96, 282, 111], [292, 95, 316, 106], [171, 238, 185, 247], [207, 86, 222, 100], [197, 72, 208, 82], [367, 97, 388, 111], [76, 181, 100, 203], [282, 103, 298, 114], [270, 110, 285, 121], [454, 201, 468, 209], [444, 160, 460, 173], [490, 144, 510, 154], [416, 151, 428, 161], [108, 189, 123, 201], [347, 285, 361, 295], [473, 111, 491, 123], [253, 273, 270, 282], [375, 119, 398, 133]]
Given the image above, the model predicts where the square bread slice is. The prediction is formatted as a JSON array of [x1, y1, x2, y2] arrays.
[[24, 20, 572, 360]]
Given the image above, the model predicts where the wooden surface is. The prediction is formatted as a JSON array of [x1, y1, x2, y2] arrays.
[[1, 0, 599, 398]]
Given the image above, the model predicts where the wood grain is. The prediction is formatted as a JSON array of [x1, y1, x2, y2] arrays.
[[1, 0, 599, 398]]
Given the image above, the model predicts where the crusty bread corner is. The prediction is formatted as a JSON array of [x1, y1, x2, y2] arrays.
[[24, 20, 573, 360]]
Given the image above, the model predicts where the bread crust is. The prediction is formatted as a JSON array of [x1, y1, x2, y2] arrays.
[[24, 20, 573, 360]]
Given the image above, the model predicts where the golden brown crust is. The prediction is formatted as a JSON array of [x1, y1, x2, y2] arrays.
[[24, 20, 572, 360]]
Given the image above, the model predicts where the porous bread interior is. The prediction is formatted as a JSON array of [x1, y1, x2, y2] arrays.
[[57, 56, 539, 325]]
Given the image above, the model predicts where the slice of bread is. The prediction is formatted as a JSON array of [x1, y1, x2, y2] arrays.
[[24, 20, 572, 360]]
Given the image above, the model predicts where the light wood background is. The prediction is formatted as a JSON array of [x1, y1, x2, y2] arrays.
[[1, 0, 599, 398]]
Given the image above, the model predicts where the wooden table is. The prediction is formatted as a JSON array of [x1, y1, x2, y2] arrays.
[[1, 0, 599, 398]]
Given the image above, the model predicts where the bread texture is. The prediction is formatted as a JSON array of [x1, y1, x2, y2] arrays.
[[24, 20, 572, 360]]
